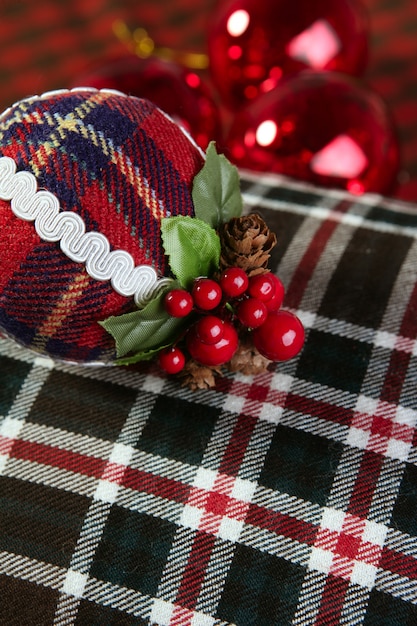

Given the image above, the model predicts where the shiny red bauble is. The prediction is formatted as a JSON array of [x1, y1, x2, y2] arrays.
[[192, 278, 223, 310], [208, 0, 369, 107], [248, 273, 276, 301], [253, 310, 305, 361], [265, 275, 285, 311], [159, 346, 186, 374], [187, 320, 238, 366], [75, 55, 222, 150], [237, 297, 267, 328], [219, 267, 249, 297], [196, 315, 225, 344], [164, 289, 194, 317], [226, 71, 400, 195]]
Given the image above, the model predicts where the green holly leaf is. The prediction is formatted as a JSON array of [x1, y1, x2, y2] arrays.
[[115, 344, 171, 366], [99, 291, 187, 359], [192, 141, 242, 229], [161, 216, 220, 288]]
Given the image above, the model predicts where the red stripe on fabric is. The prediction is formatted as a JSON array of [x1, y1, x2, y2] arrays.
[[315, 575, 350, 625], [349, 271, 417, 515], [170, 606, 194, 626], [101, 461, 128, 483], [226, 372, 276, 420], [380, 547, 417, 580], [381, 281, 417, 405], [391, 421, 415, 444], [174, 531, 217, 611], [214, 375, 356, 433], [217, 378, 354, 429], [186, 486, 250, 524], [347, 451, 385, 519], [381, 349, 413, 406], [122, 466, 191, 503], [246, 382, 270, 403], [9, 437, 194, 503], [357, 539, 383, 567], [10, 438, 106, 477], [399, 281, 417, 339], [214, 375, 234, 395], [284, 200, 352, 309], [218, 413, 258, 476], [0, 204, 41, 293], [222, 378, 260, 402], [0, 435, 16, 456], [246, 503, 318, 545], [286, 393, 354, 427]]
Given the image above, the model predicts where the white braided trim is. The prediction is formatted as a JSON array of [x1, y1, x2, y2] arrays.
[[0, 156, 173, 307]]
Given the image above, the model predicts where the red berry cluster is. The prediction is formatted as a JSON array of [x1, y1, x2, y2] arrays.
[[158, 268, 304, 375]]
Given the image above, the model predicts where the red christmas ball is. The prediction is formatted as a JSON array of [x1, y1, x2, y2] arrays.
[[196, 315, 225, 344], [236, 297, 267, 328], [159, 346, 186, 374], [164, 289, 194, 318], [253, 310, 305, 361], [208, 0, 369, 107], [187, 320, 238, 366], [225, 71, 400, 195], [75, 55, 222, 150], [192, 278, 223, 310]]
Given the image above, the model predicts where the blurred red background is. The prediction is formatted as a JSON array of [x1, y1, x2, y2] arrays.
[[0, 0, 416, 201]]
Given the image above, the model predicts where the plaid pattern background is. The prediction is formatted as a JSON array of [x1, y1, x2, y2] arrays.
[[1, 172, 417, 624]]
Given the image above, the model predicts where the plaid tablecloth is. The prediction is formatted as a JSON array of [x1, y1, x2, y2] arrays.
[[1, 172, 416, 625]]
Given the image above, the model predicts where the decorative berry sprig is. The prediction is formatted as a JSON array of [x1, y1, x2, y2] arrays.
[[157, 267, 304, 375], [100, 142, 305, 389]]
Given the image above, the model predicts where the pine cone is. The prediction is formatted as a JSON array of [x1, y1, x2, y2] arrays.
[[179, 359, 222, 390], [218, 213, 277, 277], [227, 336, 271, 376]]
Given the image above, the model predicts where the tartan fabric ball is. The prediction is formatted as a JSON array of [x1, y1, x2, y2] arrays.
[[0, 88, 204, 363]]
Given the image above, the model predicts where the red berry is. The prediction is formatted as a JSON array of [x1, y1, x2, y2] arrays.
[[248, 273, 276, 301], [253, 310, 305, 361], [159, 346, 186, 374], [186, 320, 238, 366], [192, 278, 222, 310], [219, 267, 249, 298], [164, 289, 193, 317], [237, 297, 267, 328], [265, 275, 285, 311], [196, 315, 225, 344]]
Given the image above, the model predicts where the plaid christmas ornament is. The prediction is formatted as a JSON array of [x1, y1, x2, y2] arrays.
[[0, 88, 204, 364]]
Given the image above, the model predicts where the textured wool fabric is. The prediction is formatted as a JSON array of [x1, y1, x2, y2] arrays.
[[0, 88, 203, 364], [0, 173, 416, 625]]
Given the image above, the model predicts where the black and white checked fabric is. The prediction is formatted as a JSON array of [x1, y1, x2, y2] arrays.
[[1, 172, 417, 625]]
